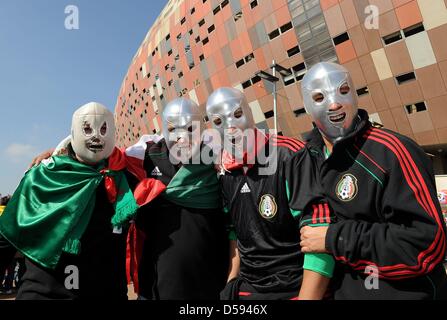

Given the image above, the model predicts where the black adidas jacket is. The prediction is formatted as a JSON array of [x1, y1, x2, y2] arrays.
[[304, 109, 447, 299], [221, 134, 332, 294]]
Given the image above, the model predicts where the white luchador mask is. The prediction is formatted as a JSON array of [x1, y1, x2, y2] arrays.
[[301, 62, 359, 144], [206, 87, 256, 157], [71, 102, 115, 164], [162, 98, 204, 164]]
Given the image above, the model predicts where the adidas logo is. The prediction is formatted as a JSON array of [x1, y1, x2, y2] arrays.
[[151, 166, 162, 177], [240, 183, 251, 194]]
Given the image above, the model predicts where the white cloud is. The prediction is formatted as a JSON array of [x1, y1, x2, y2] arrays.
[[5, 143, 38, 163]]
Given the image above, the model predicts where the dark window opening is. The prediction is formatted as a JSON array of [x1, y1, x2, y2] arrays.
[[179, 72, 184, 78], [250, 0, 258, 9], [242, 80, 252, 89], [213, 6, 221, 15], [199, 19, 205, 27], [403, 22, 425, 38], [181, 17, 186, 25], [280, 22, 293, 34], [333, 32, 350, 45], [191, 7, 196, 14], [221, 0, 229, 8], [189, 62, 195, 70], [165, 34, 170, 41], [195, 36, 201, 43], [234, 11, 243, 22], [202, 37, 209, 45], [269, 29, 280, 40], [284, 76, 296, 86], [396, 72, 416, 85], [383, 31, 403, 45], [208, 24, 215, 33], [264, 110, 274, 119], [251, 75, 261, 84], [236, 59, 245, 68], [293, 108, 306, 117], [405, 101, 427, 114], [168, 49, 173, 56], [199, 54, 205, 61], [287, 45, 301, 57], [356, 86, 369, 96], [177, 33, 182, 40], [245, 53, 255, 63]]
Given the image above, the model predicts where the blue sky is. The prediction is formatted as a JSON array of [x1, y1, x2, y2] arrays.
[[0, 0, 167, 195]]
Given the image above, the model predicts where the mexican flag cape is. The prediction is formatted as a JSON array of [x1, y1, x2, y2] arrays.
[[0, 147, 165, 270]]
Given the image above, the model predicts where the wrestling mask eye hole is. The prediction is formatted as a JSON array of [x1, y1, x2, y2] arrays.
[[83, 122, 93, 136], [187, 125, 193, 133], [340, 83, 351, 95], [213, 117, 222, 126], [312, 92, 325, 103], [234, 108, 243, 119], [100, 122, 107, 136]]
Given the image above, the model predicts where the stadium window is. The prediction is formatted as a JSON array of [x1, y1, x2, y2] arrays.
[[181, 17, 186, 25], [293, 108, 306, 117], [264, 110, 274, 119], [202, 37, 209, 45], [234, 11, 243, 22], [236, 59, 245, 68], [245, 53, 255, 63], [179, 72, 184, 78], [242, 80, 252, 89], [195, 36, 201, 43], [221, 0, 229, 8], [287, 45, 300, 57], [356, 86, 369, 96], [395, 72, 416, 85], [250, 0, 258, 9], [199, 19, 205, 27], [403, 22, 425, 38], [268, 29, 280, 40], [208, 24, 215, 34], [213, 6, 221, 15], [333, 32, 350, 46], [280, 22, 293, 34], [199, 54, 205, 61], [251, 75, 261, 84], [405, 101, 427, 114], [383, 30, 403, 45], [190, 7, 196, 14]]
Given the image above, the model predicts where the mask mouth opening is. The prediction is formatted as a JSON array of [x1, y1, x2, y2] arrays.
[[328, 112, 347, 124], [86, 140, 105, 153]]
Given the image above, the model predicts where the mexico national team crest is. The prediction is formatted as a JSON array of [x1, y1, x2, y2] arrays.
[[336, 174, 358, 202], [259, 194, 278, 219]]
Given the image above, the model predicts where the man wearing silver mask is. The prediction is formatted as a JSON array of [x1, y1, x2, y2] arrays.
[[162, 98, 204, 164], [135, 97, 228, 300], [207, 87, 335, 300], [300, 62, 447, 299]]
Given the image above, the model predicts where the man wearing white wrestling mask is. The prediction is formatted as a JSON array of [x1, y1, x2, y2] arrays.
[[299, 62, 447, 299], [0, 102, 144, 300], [71, 102, 116, 164], [207, 87, 335, 300]]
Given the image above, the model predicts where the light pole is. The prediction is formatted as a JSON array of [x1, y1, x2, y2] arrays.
[[255, 60, 292, 134]]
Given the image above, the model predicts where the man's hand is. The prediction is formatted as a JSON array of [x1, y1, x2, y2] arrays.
[[300, 226, 330, 254], [28, 149, 56, 169]]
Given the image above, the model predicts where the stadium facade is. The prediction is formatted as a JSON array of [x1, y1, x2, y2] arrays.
[[115, 0, 447, 174]]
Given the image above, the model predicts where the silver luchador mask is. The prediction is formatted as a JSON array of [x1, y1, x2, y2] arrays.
[[162, 98, 204, 164], [301, 62, 359, 144]]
